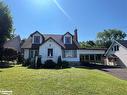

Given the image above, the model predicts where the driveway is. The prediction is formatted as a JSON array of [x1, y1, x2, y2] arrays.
[[102, 68, 127, 80]]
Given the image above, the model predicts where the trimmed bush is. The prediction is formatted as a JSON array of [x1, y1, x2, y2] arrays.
[[36, 57, 42, 68], [61, 61, 69, 68], [44, 60, 56, 69], [57, 56, 62, 68], [22, 58, 31, 66]]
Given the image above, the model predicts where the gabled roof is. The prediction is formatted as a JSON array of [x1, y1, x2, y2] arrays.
[[22, 32, 80, 49], [21, 37, 32, 49], [117, 40, 127, 48], [4, 36, 21, 52], [40, 37, 65, 48], [105, 40, 127, 56]]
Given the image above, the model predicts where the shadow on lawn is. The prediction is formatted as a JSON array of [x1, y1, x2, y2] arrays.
[[0, 62, 14, 69]]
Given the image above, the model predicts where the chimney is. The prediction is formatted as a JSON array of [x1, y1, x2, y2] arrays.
[[74, 29, 78, 41]]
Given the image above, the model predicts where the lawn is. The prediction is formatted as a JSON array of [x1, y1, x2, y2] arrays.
[[0, 65, 127, 95]]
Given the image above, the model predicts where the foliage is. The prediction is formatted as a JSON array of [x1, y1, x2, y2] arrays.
[[80, 29, 127, 48], [0, 1, 13, 45], [97, 29, 126, 48], [44, 60, 56, 69], [80, 40, 97, 48], [3, 48, 18, 61], [23, 59, 31, 66], [61, 61, 69, 68], [57, 56, 62, 68], [36, 57, 42, 68], [17, 52, 24, 64], [0, 1, 13, 61], [57, 56, 69, 69]]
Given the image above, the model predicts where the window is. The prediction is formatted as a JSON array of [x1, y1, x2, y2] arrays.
[[114, 45, 119, 51], [85, 55, 89, 60], [48, 49, 53, 57], [116, 45, 119, 51], [64, 50, 77, 58], [30, 50, 34, 58], [65, 37, 71, 44], [90, 54, 94, 61], [96, 54, 101, 61], [34, 36, 40, 44]]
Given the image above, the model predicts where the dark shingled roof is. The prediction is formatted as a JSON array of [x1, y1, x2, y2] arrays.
[[117, 40, 127, 48], [4, 36, 21, 52], [21, 33, 80, 49]]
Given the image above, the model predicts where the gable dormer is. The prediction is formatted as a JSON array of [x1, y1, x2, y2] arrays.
[[63, 32, 73, 44], [30, 31, 45, 44]]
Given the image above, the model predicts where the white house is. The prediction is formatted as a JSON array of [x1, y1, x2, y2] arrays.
[[21, 30, 106, 64], [105, 40, 127, 67]]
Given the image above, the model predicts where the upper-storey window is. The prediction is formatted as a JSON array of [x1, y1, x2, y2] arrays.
[[65, 36, 71, 44], [34, 36, 40, 44]]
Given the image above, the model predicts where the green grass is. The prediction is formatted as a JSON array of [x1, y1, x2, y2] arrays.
[[0, 65, 127, 95]]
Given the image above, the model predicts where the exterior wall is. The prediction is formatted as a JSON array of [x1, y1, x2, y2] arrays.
[[78, 50, 105, 57], [39, 39, 62, 63], [32, 32, 43, 44], [62, 50, 79, 62], [106, 42, 127, 67], [24, 49, 29, 59]]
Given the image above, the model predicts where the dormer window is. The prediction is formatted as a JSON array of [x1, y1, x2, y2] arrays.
[[34, 36, 40, 44], [65, 37, 71, 44]]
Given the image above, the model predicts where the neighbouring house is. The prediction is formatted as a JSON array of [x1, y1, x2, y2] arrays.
[[105, 40, 127, 67], [4, 36, 21, 52], [21, 30, 106, 65]]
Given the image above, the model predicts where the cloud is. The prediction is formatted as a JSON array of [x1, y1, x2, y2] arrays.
[[53, 0, 72, 20]]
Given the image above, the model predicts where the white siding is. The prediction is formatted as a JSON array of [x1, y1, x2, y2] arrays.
[[39, 39, 62, 63], [24, 49, 29, 59], [107, 42, 127, 67]]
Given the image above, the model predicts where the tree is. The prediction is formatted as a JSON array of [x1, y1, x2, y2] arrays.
[[97, 29, 126, 48], [80, 40, 96, 48], [0, 1, 13, 62], [3, 48, 18, 61]]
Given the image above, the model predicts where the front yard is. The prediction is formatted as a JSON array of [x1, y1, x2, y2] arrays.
[[0, 65, 127, 95]]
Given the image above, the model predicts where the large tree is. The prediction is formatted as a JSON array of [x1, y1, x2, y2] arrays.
[[0, 1, 13, 61], [80, 40, 96, 48], [96, 29, 126, 48]]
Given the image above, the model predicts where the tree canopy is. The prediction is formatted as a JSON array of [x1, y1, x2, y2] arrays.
[[0, 1, 13, 62], [96, 29, 126, 48], [0, 1, 13, 47], [80, 29, 127, 48]]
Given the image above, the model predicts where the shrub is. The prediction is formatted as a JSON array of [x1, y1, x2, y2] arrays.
[[44, 60, 56, 69], [61, 61, 69, 68], [57, 56, 62, 68], [17, 52, 24, 64], [22, 58, 31, 66], [3, 48, 18, 61], [36, 57, 42, 68]]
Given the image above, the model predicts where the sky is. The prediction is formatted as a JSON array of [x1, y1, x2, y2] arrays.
[[4, 0, 127, 41]]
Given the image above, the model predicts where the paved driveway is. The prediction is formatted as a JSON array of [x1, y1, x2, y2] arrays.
[[102, 68, 127, 80]]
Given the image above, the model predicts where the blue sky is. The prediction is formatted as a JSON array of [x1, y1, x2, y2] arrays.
[[4, 0, 127, 41]]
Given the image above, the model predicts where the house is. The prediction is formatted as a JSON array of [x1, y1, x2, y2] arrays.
[[105, 40, 127, 67], [4, 36, 21, 52], [21, 30, 106, 64]]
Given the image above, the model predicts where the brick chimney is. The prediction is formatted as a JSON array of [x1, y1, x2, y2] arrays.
[[74, 29, 78, 41]]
